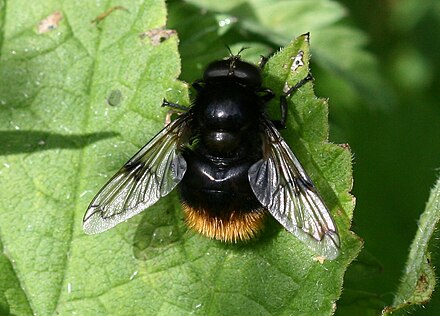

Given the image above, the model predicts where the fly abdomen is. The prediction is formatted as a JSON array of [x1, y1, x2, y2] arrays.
[[178, 148, 266, 242]]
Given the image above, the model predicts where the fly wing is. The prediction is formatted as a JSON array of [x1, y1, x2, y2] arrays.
[[248, 119, 340, 259], [83, 114, 190, 234]]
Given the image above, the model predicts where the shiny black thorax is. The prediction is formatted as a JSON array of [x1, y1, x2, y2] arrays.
[[178, 78, 266, 216]]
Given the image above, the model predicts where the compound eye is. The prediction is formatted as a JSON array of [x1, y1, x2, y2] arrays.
[[203, 60, 230, 81], [232, 60, 262, 87], [203, 58, 262, 88]]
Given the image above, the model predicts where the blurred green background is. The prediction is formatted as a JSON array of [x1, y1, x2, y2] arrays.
[[168, 0, 440, 314]]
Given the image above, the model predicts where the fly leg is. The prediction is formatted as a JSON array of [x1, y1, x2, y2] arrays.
[[162, 99, 190, 125], [275, 72, 314, 129], [257, 54, 313, 129]]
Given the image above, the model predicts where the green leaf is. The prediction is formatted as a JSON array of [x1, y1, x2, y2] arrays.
[[172, 0, 394, 110], [383, 177, 440, 314], [0, 2, 359, 315], [0, 238, 33, 315]]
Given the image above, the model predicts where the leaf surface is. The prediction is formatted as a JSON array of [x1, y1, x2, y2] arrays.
[[0, 2, 359, 315]]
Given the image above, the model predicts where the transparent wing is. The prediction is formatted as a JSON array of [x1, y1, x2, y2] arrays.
[[248, 119, 340, 259], [83, 114, 190, 234]]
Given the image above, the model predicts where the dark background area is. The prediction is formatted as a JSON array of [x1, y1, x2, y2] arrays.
[[332, 1, 440, 314]]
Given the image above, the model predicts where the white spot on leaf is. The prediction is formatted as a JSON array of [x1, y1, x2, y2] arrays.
[[38, 11, 63, 34]]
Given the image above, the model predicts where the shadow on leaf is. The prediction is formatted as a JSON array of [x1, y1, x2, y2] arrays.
[[0, 130, 119, 155]]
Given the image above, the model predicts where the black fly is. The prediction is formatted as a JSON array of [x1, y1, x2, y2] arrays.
[[83, 50, 340, 260]]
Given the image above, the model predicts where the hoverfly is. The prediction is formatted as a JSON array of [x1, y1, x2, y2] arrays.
[[83, 51, 340, 260]]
